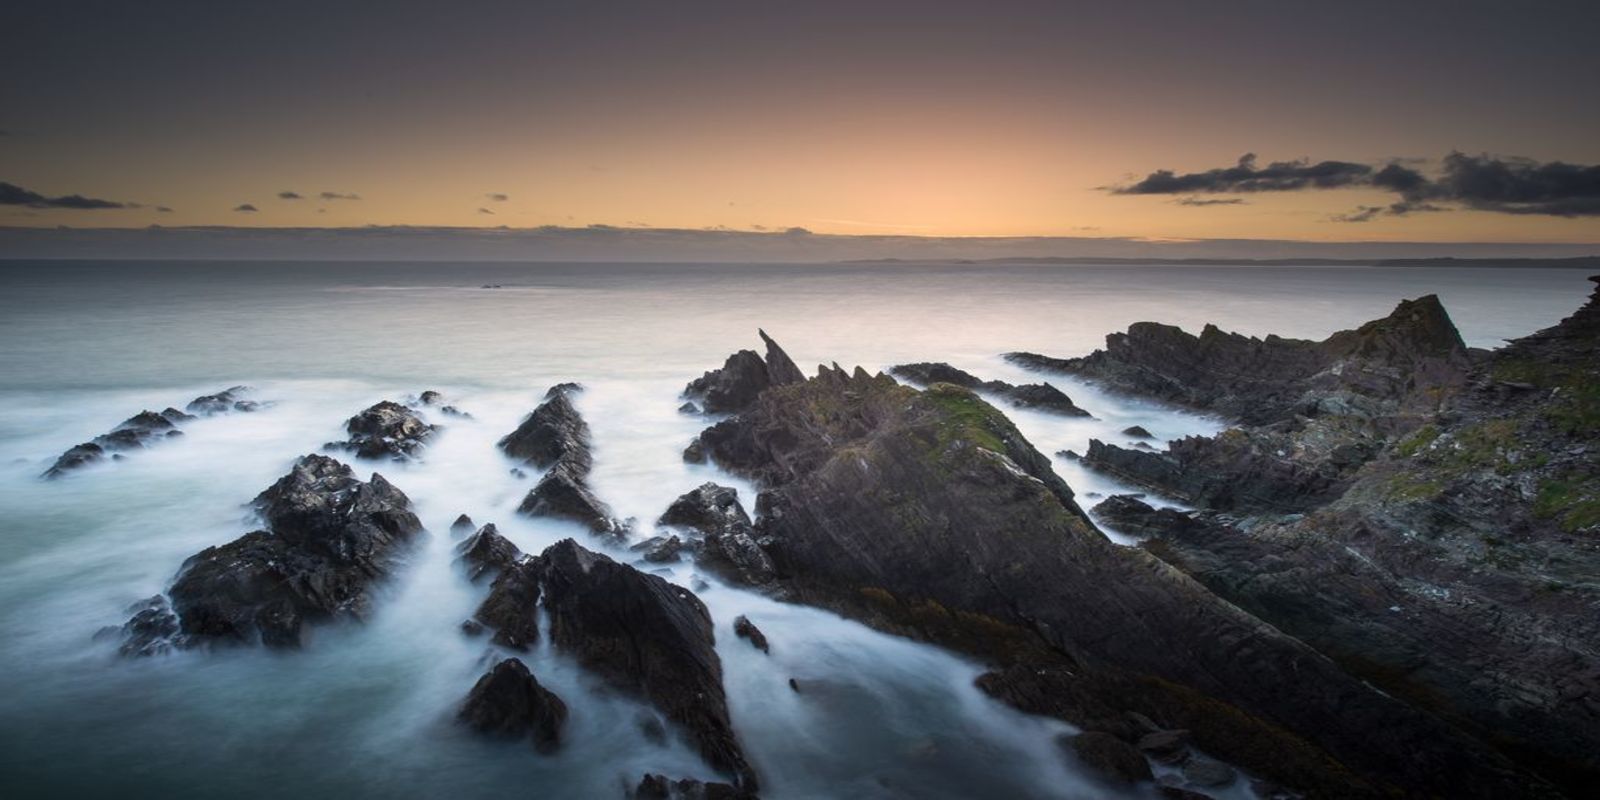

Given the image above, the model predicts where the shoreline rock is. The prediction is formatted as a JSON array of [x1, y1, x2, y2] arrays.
[[44, 386, 265, 478], [324, 399, 438, 461], [457, 657, 568, 753], [890, 362, 1091, 417]]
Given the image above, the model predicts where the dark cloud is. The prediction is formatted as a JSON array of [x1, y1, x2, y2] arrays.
[[278, 190, 303, 200], [1122, 151, 1600, 219], [1115, 153, 1372, 194], [486, 193, 509, 202], [0, 180, 126, 209], [319, 191, 360, 200], [477, 207, 494, 215], [233, 203, 258, 212], [1175, 196, 1246, 207]]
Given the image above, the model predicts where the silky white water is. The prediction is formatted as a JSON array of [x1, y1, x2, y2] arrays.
[[0, 260, 1590, 799]]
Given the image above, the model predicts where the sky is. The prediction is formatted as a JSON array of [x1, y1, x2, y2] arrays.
[[2, 0, 1598, 251]]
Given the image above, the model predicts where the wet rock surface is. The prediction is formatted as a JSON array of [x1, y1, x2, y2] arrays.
[[44, 386, 266, 478], [457, 657, 567, 753], [470, 557, 543, 651], [502, 385, 631, 538], [686, 338, 1557, 799], [325, 399, 438, 461], [118, 454, 424, 650], [889, 361, 1090, 416], [731, 615, 768, 653], [632, 774, 757, 800], [657, 483, 775, 585], [683, 329, 805, 414], [1063, 731, 1153, 784], [454, 523, 521, 582], [538, 539, 757, 790]]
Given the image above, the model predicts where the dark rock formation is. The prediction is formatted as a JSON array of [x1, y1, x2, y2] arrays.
[[118, 454, 424, 651], [1063, 731, 1153, 784], [683, 329, 805, 414], [1123, 425, 1153, 438], [1006, 294, 1472, 427], [457, 657, 567, 753], [325, 400, 438, 461], [1089, 278, 1600, 795], [501, 386, 630, 538], [185, 385, 262, 415], [889, 362, 1090, 417], [631, 535, 686, 563], [679, 401, 702, 415], [539, 539, 757, 790], [449, 513, 476, 536], [732, 615, 768, 653], [499, 390, 591, 471], [470, 557, 543, 651], [687, 358, 1556, 799], [657, 483, 775, 585], [454, 523, 522, 582], [632, 774, 756, 800]]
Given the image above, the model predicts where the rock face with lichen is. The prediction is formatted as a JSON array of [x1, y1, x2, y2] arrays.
[[1098, 278, 1600, 794], [114, 454, 424, 651], [890, 361, 1091, 417], [684, 338, 1552, 799]]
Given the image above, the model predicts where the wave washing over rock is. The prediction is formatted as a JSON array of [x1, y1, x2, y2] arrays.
[[3, 262, 1597, 800]]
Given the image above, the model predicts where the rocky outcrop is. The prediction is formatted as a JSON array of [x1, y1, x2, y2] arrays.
[[117, 454, 424, 651], [683, 330, 805, 414], [324, 400, 438, 461], [731, 615, 768, 653], [1064, 731, 1152, 784], [890, 362, 1091, 416], [1081, 428, 1366, 514], [1006, 294, 1472, 427], [458, 657, 567, 753], [44, 386, 267, 478], [502, 385, 631, 538], [657, 483, 775, 585], [1116, 278, 1600, 795], [539, 539, 757, 790], [454, 523, 521, 582], [449, 514, 476, 536], [632, 774, 757, 800], [687, 357, 1556, 798], [470, 557, 543, 651]]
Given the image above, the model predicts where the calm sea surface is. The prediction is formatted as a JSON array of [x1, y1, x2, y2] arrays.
[[0, 260, 1590, 799]]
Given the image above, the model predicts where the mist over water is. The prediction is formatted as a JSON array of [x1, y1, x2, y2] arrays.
[[0, 260, 1590, 798]]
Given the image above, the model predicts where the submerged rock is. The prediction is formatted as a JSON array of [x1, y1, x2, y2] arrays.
[[539, 539, 757, 790], [890, 362, 1090, 417], [457, 657, 567, 753], [683, 329, 805, 414], [185, 385, 262, 415], [1064, 731, 1153, 784], [325, 400, 438, 461], [118, 454, 424, 651], [731, 615, 768, 653], [1123, 425, 1153, 438], [449, 513, 476, 536], [43, 408, 191, 478]]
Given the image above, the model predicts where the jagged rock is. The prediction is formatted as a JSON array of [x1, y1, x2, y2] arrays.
[[632, 774, 757, 800], [539, 539, 757, 790], [113, 595, 181, 657], [185, 386, 261, 415], [688, 358, 1555, 799], [457, 657, 567, 753], [43, 408, 193, 478], [450, 514, 476, 536], [683, 329, 805, 414], [325, 400, 437, 461], [1123, 425, 1154, 438], [545, 382, 583, 399], [732, 615, 768, 653], [517, 461, 631, 538], [889, 362, 1090, 417], [454, 523, 521, 582], [683, 438, 707, 464], [498, 389, 592, 471], [658, 483, 775, 585], [417, 390, 444, 406], [118, 454, 423, 650], [679, 401, 701, 415], [631, 535, 685, 563], [471, 557, 542, 651], [1063, 731, 1153, 784], [1081, 432, 1359, 514], [1006, 294, 1471, 427]]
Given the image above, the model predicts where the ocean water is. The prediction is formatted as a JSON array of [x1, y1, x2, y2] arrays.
[[0, 260, 1591, 799]]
